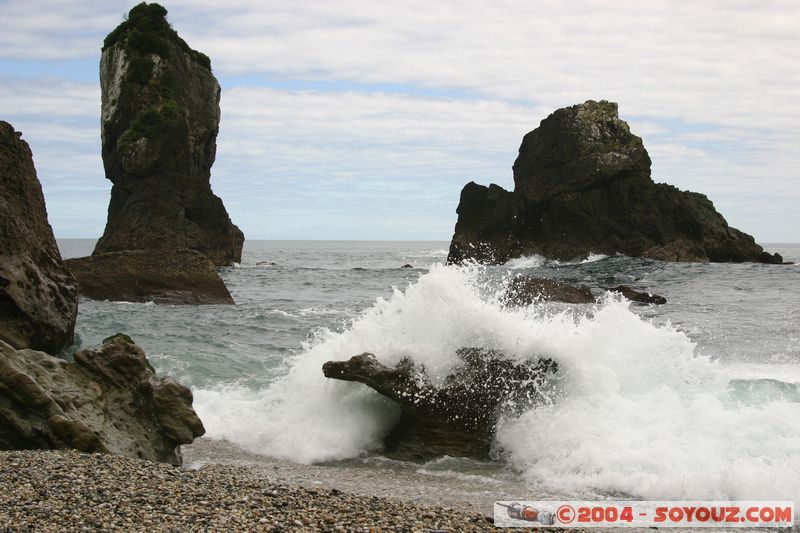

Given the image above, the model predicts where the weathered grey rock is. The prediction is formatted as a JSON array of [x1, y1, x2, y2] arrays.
[[0, 334, 204, 465], [65, 249, 234, 305], [505, 277, 595, 305], [323, 349, 558, 460], [94, 3, 243, 266], [0, 121, 78, 353], [448, 100, 782, 265]]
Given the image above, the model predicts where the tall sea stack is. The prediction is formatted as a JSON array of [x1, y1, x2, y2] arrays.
[[94, 2, 243, 266], [448, 100, 783, 265]]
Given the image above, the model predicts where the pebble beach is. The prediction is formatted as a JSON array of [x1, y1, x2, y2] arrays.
[[0, 449, 514, 532]]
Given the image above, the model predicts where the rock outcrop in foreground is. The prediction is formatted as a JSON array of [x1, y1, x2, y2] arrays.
[[94, 3, 243, 266], [0, 334, 204, 465], [323, 349, 558, 459], [66, 249, 234, 305], [448, 100, 783, 265], [0, 121, 78, 353]]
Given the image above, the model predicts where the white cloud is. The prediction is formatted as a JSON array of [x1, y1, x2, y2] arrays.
[[211, 88, 545, 238], [0, 0, 797, 240], [0, 79, 99, 117]]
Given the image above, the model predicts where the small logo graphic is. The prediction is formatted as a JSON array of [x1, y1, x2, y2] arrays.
[[496, 502, 555, 525], [557, 504, 576, 524]]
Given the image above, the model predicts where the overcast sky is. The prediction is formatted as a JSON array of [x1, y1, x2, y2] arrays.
[[1, 0, 798, 242]]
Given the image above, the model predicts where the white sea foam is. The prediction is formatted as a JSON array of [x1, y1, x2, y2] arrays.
[[503, 252, 608, 268], [260, 307, 350, 318], [110, 300, 156, 306], [504, 254, 547, 269], [495, 297, 800, 502], [581, 253, 609, 263], [193, 263, 800, 503]]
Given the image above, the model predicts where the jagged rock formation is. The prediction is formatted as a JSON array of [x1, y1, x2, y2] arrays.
[[323, 349, 558, 459], [65, 249, 234, 305], [0, 334, 205, 465], [0, 121, 79, 353], [448, 100, 783, 265], [94, 2, 243, 266]]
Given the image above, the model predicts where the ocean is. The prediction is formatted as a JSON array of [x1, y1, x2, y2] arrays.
[[58, 240, 800, 511]]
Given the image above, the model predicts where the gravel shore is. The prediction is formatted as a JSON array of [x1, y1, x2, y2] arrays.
[[182, 437, 540, 516], [0, 449, 515, 532]]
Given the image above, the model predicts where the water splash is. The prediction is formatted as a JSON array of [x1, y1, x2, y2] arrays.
[[193, 262, 800, 504]]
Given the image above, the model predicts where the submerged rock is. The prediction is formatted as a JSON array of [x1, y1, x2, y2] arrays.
[[0, 121, 78, 353], [504, 277, 667, 306], [448, 100, 782, 265], [65, 249, 234, 305], [94, 3, 243, 266], [604, 285, 666, 304], [0, 334, 204, 465], [323, 349, 558, 460], [505, 276, 594, 305]]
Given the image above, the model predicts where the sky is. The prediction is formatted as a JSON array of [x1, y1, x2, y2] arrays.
[[0, 0, 798, 242]]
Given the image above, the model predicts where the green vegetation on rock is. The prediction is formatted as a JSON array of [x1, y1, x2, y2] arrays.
[[125, 56, 155, 85], [103, 2, 211, 72], [119, 99, 184, 145]]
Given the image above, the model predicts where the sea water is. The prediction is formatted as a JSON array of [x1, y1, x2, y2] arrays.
[[58, 240, 800, 507]]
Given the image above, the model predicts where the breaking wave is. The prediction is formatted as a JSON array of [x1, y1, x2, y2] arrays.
[[193, 263, 800, 502]]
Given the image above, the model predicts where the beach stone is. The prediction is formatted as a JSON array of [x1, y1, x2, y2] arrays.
[[447, 100, 782, 265], [93, 3, 243, 266], [0, 121, 79, 354], [323, 348, 558, 460], [0, 334, 204, 464], [65, 249, 234, 305]]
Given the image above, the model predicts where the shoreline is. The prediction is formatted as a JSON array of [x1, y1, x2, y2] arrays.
[[0, 448, 505, 532], [1, 447, 786, 532], [182, 437, 549, 516]]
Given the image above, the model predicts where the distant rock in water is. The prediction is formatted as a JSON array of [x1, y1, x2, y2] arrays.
[[0, 334, 205, 465], [448, 100, 783, 265], [0, 121, 78, 353], [322, 349, 558, 460], [605, 285, 666, 305], [65, 249, 234, 305], [94, 3, 243, 266], [505, 277, 595, 305], [504, 277, 667, 306]]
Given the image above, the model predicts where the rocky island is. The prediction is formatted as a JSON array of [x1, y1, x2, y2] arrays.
[[66, 2, 242, 304], [448, 100, 783, 265]]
